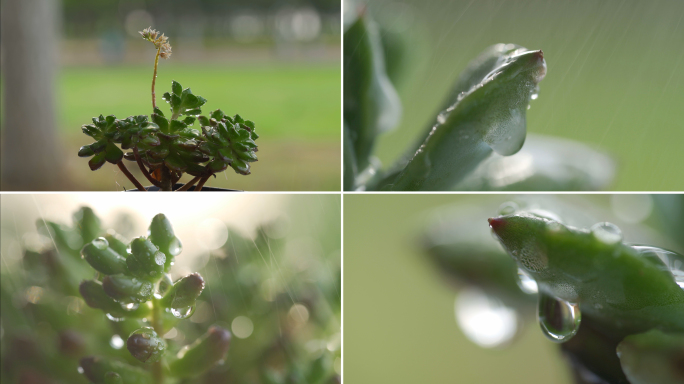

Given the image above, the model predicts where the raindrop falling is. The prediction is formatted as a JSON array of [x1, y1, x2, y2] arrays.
[[170, 305, 195, 319], [92, 237, 109, 250], [498, 201, 519, 216], [168, 238, 183, 256], [632, 245, 684, 289], [590, 222, 623, 245], [538, 293, 581, 343], [516, 268, 538, 294], [454, 287, 519, 348]]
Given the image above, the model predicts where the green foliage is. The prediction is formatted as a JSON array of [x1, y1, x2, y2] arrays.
[[344, 6, 616, 191], [421, 199, 684, 384], [1, 205, 340, 383]]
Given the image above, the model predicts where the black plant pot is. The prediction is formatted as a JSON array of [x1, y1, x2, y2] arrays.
[[126, 183, 241, 192]]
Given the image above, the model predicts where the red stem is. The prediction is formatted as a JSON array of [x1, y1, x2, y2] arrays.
[[133, 147, 162, 188], [195, 175, 210, 191], [117, 162, 147, 191], [176, 176, 201, 191]]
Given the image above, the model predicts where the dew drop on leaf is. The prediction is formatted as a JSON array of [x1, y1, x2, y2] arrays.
[[498, 201, 519, 215], [590, 222, 623, 245], [538, 293, 581, 343], [92, 237, 109, 250], [168, 238, 182, 256], [106, 313, 125, 322], [170, 305, 195, 319], [154, 251, 166, 266]]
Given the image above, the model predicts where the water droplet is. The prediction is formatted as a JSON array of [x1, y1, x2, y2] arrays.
[[170, 306, 195, 319], [454, 287, 519, 348], [92, 237, 109, 250], [106, 313, 125, 322], [633, 245, 684, 289], [516, 268, 538, 294], [545, 220, 564, 234], [154, 252, 166, 266], [590, 222, 623, 245], [77, 366, 84, 374], [109, 334, 124, 349], [498, 201, 519, 216], [124, 303, 139, 311], [168, 238, 182, 256], [531, 93, 538, 100], [538, 293, 581, 343], [154, 293, 163, 300]]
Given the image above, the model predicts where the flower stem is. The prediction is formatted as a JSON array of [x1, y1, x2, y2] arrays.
[[160, 165, 173, 191], [151, 296, 163, 384], [116, 162, 147, 191], [151, 47, 161, 110]]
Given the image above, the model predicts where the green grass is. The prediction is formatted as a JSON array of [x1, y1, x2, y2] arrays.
[[369, 0, 684, 191], [60, 63, 340, 140]]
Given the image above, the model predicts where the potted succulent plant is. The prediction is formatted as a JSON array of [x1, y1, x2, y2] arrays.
[[77, 28, 259, 191]]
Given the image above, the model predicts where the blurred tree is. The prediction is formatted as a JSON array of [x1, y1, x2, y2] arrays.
[[1, 0, 67, 190]]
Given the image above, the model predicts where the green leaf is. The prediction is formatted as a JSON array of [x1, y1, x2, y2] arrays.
[[386, 47, 547, 191], [343, 125, 357, 190], [79, 356, 151, 384], [197, 116, 210, 126], [104, 142, 124, 164], [168, 326, 231, 378], [489, 213, 684, 335], [79, 280, 151, 319], [148, 214, 181, 271], [210, 109, 225, 120], [103, 231, 129, 257], [78, 145, 95, 157], [344, 13, 401, 173], [80, 238, 127, 275], [159, 273, 205, 310], [74, 206, 102, 243], [126, 237, 165, 282], [169, 119, 187, 132], [153, 106, 165, 117], [103, 372, 123, 384], [617, 330, 684, 384], [171, 80, 182, 96], [126, 327, 166, 363], [102, 274, 154, 304], [164, 153, 187, 172], [183, 116, 196, 126]]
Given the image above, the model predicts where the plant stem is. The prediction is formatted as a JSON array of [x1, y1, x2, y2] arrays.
[[176, 176, 200, 191], [160, 165, 173, 191], [133, 147, 162, 188], [116, 162, 147, 191], [151, 47, 161, 110], [151, 296, 164, 384], [195, 175, 210, 191]]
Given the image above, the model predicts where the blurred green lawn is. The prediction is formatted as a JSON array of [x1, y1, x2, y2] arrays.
[[344, 194, 574, 384], [368, 0, 684, 191], [58, 63, 340, 190]]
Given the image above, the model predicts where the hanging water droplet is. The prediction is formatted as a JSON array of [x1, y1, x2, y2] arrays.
[[498, 201, 519, 215], [105, 313, 125, 322], [454, 287, 519, 348], [531, 93, 539, 100], [109, 334, 124, 349], [168, 238, 182, 256], [516, 268, 538, 294], [590, 222, 623, 245], [545, 220, 564, 234], [633, 245, 684, 289], [124, 303, 139, 311], [92, 237, 109, 250], [538, 293, 581, 343], [170, 305, 195, 319]]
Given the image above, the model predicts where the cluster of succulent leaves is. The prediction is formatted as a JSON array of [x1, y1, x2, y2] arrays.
[[78, 80, 258, 182], [0, 207, 340, 384], [344, 5, 614, 191], [421, 196, 684, 384]]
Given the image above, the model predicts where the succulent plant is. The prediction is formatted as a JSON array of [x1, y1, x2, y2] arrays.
[[77, 28, 259, 191]]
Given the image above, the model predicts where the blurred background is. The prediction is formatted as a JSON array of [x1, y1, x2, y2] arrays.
[[0, 194, 341, 383], [350, 0, 684, 191], [1, 0, 341, 191], [343, 194, 683, 383]]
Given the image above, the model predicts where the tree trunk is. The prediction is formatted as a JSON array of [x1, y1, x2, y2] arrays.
[[1, 0, 66, 190]]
